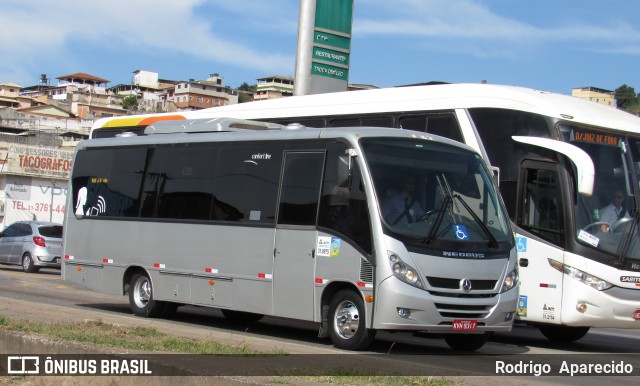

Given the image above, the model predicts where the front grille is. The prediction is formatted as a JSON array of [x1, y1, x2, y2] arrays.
[[426, 276, 497, 290], [429, 291, 495, 299], [359, 259, 374, 283], [434, 302, 493, 318]]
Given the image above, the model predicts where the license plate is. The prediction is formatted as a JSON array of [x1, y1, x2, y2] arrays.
[[452, 319, 477, 331]]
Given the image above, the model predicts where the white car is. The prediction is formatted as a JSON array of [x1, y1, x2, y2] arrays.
[[0, 221, 63, 273]]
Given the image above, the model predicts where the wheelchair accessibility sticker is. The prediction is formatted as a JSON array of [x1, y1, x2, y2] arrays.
[[453, 225, 469, 240], [516, 237, 527, 252]]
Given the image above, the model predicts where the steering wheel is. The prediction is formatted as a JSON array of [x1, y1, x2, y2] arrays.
[[582, 221, 610, 233], [611, 217, 632, 233], [417, 209, 442, 223]]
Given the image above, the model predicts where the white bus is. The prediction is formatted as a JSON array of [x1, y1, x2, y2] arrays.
[[90, 83, 640, 342], [64, 117, 518, 351]]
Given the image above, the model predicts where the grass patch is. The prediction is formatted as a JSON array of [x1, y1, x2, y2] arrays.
[[0, 318, 257, 355], [268, 368, 454, 386]]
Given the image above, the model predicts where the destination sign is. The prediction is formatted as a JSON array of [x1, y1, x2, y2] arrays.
[[571, 129, 619, 146]]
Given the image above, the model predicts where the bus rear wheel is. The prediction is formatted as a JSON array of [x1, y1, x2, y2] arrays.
[[539, 325, 590, 342], [129, 273, 165, 318], [444, 333, 488, 351], [328, 290, 376, 351]]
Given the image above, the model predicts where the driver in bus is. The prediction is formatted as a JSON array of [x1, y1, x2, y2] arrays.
[[383, 175, 424, 226], [599, 190, 630, 232]]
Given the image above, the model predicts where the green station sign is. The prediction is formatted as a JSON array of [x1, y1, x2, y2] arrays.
[[311, 62, 349, 81], [313, 46, 350, 66]]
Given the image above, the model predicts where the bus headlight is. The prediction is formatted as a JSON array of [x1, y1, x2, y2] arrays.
[[548, 259, 613, 291], [501, 266, 519, 293], [389, 253, 424, 289]]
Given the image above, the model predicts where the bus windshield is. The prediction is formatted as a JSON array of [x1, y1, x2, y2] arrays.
[[561, 125, 640, 262], [360, 137, 512, 244]]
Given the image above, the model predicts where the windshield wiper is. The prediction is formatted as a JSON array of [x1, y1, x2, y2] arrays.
[[424, 174, 454, 244], [423, 194, 451, 244], [453, 194, 499, 248], [617, 210, 640, 265]]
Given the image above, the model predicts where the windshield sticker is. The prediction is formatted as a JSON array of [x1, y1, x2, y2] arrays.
[[578, 229, 599, 247], [317, 236, 341, 258], [453, 225, 469, 240], [516, 237, 527, 252], [517, 295, 527, 317]]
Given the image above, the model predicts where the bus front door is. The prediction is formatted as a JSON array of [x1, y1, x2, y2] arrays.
[[273, 152, 325, 320]]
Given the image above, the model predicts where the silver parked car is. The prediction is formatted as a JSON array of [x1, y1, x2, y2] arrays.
[[0, 221, 63, 273]]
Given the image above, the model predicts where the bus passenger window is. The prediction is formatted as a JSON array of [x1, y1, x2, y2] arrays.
[[140, 144, 216, 220], [72, 148, 146, 218], [329, 116, 393, 128], [214, 143, 283, 223], [399, 113, 463, 142]]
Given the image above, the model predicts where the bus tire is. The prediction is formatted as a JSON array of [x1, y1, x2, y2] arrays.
[[539, 325, 590, 342], [129, 273, 165, 318], [328, 289, 375, 351], [221, 309, 263, 324], [444, 333, 488, 351]]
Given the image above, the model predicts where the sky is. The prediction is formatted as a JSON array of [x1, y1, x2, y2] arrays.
[[1, 0, 639, 95]]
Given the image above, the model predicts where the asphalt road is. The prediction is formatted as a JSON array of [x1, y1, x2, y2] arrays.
[[0, 266, 639, 385]]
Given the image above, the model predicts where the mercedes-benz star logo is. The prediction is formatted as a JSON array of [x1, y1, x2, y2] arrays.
[[460, 278, 472, 292]]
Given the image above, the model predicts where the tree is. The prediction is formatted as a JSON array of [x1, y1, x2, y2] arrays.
[[614, 84, 638, 111], [237, 82, 256, 92], [236, 82, 257, 103], [122, 95, 139, 111]]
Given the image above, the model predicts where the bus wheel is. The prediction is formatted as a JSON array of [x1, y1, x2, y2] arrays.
[[328, 290, 375, 350], [129, 273, 164, 318], [444, 333, 488, 351], [22, 253, 39, 273], [539, 326, 590, 342], [221, 309, 263, 324]]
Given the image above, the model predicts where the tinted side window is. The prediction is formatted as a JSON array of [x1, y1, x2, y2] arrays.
[[399, 113, 463, 142], [73, 147, 146, 217], [519, 166, 564, 245], [469, 108, 553, 217], [140, 144, 216, 220], [330, 116, 393, 128], [214, 142, 283, 223], [278, 152, 325, 226], [318, 143, 372, 254]]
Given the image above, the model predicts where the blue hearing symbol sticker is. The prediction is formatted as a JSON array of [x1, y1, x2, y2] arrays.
[[516, 237, 527, 252], [453, 225, 469, 240]]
